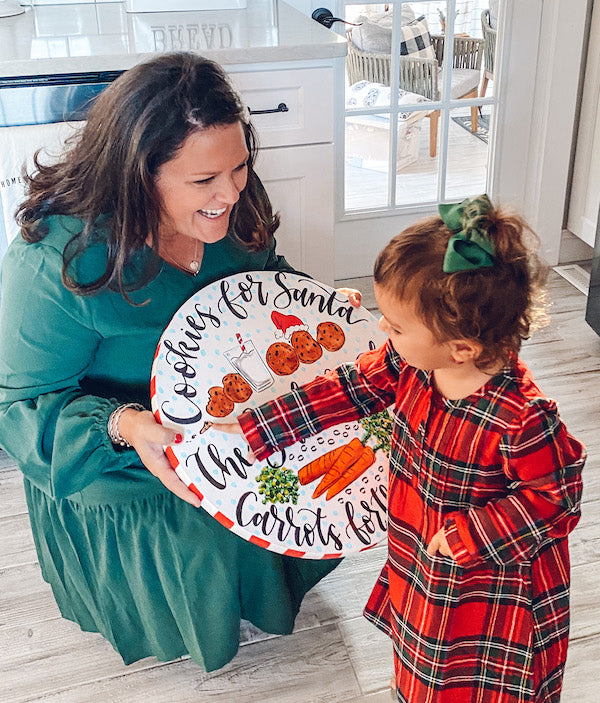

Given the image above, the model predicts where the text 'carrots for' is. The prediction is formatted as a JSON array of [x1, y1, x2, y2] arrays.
[[312, 437, 365, 499], [298, 445, 345, 485], [325, 445, 376, 500]]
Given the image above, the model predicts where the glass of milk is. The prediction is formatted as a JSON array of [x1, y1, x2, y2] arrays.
[[223, 339, 274, 392]]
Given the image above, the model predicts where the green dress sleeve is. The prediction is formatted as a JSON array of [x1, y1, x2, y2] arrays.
[[0, 221, 304, 500], [0, 236, 136, 499]]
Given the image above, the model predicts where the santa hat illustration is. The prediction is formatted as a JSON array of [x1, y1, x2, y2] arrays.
[[271, 311, 308, 339]]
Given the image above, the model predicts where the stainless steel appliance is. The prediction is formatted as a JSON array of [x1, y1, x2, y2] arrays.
[[586, 206, 600, 335], [0, 71, 121, 128], [0, 71, 120, 266]]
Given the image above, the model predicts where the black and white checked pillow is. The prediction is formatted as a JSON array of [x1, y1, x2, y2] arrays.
[[400, 16, 436, 59]]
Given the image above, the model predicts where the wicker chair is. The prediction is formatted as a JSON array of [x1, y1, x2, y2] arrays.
[[480, 9, 496, 96], [346, 31, 483, 157]]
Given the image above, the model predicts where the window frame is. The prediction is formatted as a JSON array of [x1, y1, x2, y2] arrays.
[[337, 0, 498, 218]]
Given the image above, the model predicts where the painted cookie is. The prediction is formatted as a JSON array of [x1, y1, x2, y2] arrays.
[[291, 330, 323, 364], [206, 386, 235, 418], [266, 342, 300, 376], [222, 373, 252, 403], [316, 321, 346, 352]]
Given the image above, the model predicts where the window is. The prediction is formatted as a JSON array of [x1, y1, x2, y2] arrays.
[[343, 0, 499, 213]]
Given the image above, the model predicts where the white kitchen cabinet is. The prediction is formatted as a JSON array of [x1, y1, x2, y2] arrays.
[[256, 142, 334, 283], [230, 67, 333, 148], [231, 65, 335, 283]]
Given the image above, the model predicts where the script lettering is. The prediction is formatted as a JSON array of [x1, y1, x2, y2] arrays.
[[217, 275, 269, 318], [344, 485, 388, 544], [186, 444, 251, 490], [237, 492, 344, 551], [271, 272, 368, 324], [160, 400, 203, 425]]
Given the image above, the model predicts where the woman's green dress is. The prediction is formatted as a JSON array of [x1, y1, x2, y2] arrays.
[[0, 215, 339, 670]]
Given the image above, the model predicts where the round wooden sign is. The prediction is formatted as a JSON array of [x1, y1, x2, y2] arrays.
[[151, 271, 389, 558]]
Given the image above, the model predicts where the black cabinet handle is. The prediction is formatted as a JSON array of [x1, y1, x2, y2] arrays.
[[249, 102, 289, 115]]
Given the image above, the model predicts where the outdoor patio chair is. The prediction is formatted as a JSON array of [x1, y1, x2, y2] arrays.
[[346, 30, 483, 157], [480, 9, 496, 96]]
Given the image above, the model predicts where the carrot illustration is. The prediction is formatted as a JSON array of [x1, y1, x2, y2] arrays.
[[312, 437, 364, 499], [325, 445, 376, 500], [298, 445, 345, 485]]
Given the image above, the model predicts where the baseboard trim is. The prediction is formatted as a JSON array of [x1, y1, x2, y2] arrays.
[[553, 264, 591, 295]]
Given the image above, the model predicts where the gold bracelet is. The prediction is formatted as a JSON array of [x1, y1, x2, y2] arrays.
[[107, 403, 146, 448]]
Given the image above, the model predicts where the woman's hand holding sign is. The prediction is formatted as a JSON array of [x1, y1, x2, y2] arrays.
[[118, 408, 202, 508]]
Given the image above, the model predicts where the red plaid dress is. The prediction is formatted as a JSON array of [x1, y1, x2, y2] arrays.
[[240, 342, 585, 703]]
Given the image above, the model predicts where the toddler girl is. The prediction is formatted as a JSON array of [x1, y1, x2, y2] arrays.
[[224, 195, 585, 702]]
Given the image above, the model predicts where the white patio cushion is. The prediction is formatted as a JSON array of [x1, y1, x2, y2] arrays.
[[345, 81, 428, 125], [443, 68, 481, 99], [351, 13, 436, 61]]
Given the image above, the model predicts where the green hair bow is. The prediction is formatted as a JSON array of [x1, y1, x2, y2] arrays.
[[439, 194, 495, 273]]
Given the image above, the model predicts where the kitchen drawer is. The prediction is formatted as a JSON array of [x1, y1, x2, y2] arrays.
[[229, 67, 333, 148]]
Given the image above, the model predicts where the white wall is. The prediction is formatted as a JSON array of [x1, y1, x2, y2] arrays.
[[520, 0, 590, 266], [282, 0, 323, 15], [567, 0, 599, 250]]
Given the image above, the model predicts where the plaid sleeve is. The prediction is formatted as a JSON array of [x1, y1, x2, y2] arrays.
[[238, 340, 401, 459], [445, 398, 585, 567]]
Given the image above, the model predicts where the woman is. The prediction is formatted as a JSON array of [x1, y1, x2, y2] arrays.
[[0, 53, 347, 671]]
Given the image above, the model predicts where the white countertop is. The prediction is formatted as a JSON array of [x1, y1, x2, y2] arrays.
[[0, 0, 346, 78]]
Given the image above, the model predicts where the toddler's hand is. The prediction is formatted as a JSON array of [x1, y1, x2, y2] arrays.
[[336, 287, 362, 308], [216, 420, 243, 435], [215, 420, 256, 463], [427, 528, 454, 559]]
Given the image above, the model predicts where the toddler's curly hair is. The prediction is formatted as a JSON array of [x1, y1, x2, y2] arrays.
[[373, 206, 548, 368]]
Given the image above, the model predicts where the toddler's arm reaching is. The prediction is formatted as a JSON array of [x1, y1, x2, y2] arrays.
[[217, 419, 257, 463], [217, 420, 243, 435]]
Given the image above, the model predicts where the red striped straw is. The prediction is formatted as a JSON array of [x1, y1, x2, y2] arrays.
[[236, 333, 246, 353]]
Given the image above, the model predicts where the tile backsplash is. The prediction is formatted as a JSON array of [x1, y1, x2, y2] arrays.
[[14, 1, 278, 59]]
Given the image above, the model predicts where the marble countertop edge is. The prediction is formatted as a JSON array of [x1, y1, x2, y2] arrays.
[[0, 44, 347, 79]]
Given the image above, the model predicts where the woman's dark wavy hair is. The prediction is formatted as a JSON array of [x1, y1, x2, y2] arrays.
[[373, 206, 548, 369], [16, 52, 280, 298]]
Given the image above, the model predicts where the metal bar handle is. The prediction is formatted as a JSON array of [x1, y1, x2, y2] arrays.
[[249, 102, 289, 115]]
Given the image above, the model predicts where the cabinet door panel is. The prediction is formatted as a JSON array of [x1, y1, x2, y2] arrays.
[[255, 143, 334, 285]]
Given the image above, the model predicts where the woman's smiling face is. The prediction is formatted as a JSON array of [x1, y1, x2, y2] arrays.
[[154, 121, 249, 245]]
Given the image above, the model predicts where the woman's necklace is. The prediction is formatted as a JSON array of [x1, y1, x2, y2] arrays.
[[189, 239, 201, 274], [161, 238, 202, 276]]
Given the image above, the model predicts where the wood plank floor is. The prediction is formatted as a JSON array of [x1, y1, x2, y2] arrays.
[[0, 270, 598, 702]]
